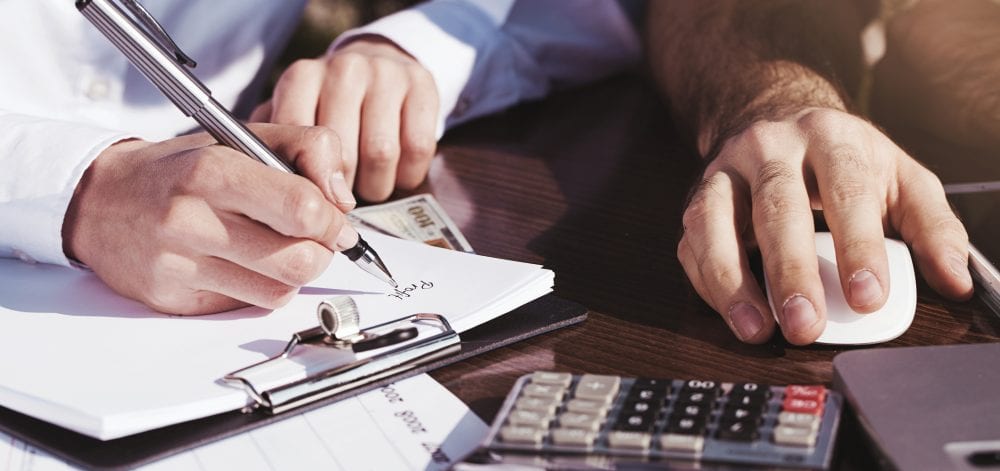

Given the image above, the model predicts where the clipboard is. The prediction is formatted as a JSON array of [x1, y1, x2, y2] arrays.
[[0, 293, 587, 470]]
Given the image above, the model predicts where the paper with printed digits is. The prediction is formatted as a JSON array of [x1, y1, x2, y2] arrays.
[[348, 194, 474, 252], [0, 229, 552, 440], [0, 374, 488, 471]]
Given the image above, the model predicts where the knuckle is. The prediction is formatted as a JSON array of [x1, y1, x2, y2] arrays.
[[364, 137, 400, 167], [825, 176, 869, 206], [279, 245, 326, 286], [156, 199, 196, 244], [751, 161, 804, 219], [301, 126, 341, 155], [278, 59, 319, 88], [327, 52, 368, 81], [283, 186, 327, 234], [403, 135, 436, 161], [257, 282, 298, 310], [173, 150, 227, 196]]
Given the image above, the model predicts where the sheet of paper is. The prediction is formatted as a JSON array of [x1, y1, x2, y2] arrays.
[[0, 374, 488, 471], [0, 229, 551, 439]]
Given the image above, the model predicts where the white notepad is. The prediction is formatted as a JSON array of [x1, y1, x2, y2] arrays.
[[0, 230, 553, 440]]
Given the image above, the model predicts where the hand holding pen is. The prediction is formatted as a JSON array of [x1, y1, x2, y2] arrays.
[[65, 0, 396, 315]]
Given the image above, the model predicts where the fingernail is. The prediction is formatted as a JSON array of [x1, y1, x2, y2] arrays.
[[729, 302, 765, 341], [849, 269, 882, 308], [336, 225, 359, 251], [949, 252, 972, 284], [328, 171, 356, 209], [782, 295, 819, 334]]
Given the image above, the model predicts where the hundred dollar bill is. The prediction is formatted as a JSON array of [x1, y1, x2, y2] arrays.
[[347, 194, 474, 253]]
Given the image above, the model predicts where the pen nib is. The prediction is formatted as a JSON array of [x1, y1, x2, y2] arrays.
[[342, 236, 396, 288]]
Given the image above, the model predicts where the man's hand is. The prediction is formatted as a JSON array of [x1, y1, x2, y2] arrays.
[[62, 124, 356, 315], [251, 36, 439, 203], [678, 108, 974, 345]]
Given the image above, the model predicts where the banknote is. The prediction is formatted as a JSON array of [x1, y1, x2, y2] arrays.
[[348, 194, 474, 253]]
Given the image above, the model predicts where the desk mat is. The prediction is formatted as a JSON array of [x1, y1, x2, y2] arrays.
[[0, 293, 587, 470]]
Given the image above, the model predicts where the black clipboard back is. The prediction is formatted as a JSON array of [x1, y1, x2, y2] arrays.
[[0, 293, 587, 470]]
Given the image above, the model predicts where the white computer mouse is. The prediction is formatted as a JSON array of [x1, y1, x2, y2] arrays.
[[764, 232, 917, 345]]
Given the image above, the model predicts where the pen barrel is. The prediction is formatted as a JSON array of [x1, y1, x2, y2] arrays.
[[194, 102, 294, 173], [77, 0, 294, 174], [78, 0, 209, 116]]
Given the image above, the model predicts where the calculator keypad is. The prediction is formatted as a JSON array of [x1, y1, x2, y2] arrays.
[[483, 372, 842, 470]]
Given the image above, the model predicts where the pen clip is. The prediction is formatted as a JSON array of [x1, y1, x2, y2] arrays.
[[117, 0, 197, 68]]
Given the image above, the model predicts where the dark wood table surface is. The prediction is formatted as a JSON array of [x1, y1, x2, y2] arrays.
[[402, 74, 1000, 468]]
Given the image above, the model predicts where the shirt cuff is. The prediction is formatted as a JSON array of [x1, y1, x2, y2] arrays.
[[0, 114, 134, 267], [330, 1, 509, 139]]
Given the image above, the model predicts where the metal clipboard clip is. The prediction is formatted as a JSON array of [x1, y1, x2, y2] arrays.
[[224, 297, 460, 415]]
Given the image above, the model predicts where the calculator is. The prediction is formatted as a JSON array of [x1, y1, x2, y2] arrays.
[[461, 372, 843, 470]]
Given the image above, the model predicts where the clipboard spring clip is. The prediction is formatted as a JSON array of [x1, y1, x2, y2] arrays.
[[224, 296, 460, 414]]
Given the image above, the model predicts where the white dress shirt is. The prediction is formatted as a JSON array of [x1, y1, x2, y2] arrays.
[[0, 0, 640, 268]]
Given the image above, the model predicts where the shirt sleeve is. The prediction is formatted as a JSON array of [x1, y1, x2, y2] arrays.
[[330, 0, 642, 138], [0, 111, 133, 267]]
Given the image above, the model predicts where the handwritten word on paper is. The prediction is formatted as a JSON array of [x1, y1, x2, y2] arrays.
[[387, 280, 434, 300]]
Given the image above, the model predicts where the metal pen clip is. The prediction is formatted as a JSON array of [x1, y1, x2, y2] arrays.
[[115, 0, 196, 67]]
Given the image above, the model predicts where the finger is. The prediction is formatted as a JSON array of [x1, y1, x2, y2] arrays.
[[270, 59, 325, 126], [193, 255, 299, 310], [809, 130, 889, 312], [247, 122, 356, 211], [175, 143, 346, 252], [894, 158, 974, 300], [317, 55, 366, 188], [396, 70, 439, 190], [680, 170, 775, 343], [249, 100, 273, 123], [184, 210, 334, 288], [356, 69, 407, 202], [739, 144, 825, 345]]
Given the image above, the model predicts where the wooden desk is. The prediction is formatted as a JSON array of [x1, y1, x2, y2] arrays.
[[412, 75, 1000, 468]]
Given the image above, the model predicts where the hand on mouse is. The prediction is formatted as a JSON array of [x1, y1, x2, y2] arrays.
[[678, 107, 974, 345]]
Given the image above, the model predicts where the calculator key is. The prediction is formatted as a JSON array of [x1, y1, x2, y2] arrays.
[[785, 385, 827, 402], [774, 425, 818, 447], [666, 416, 707, 435], [622, 399, 660, 415], [500, 425, 546, 445], [729, 382, 770, 397], [574, 374, 620, 402], [716, 419, 760, 441], [614, 412, 657, 432], [608, 431, 652, 450], [507, 409, 553, 428], [522, 383, 566, 400], [660, 433, 705, 453], [515, 396, 561, 415], [551, 428, 597, 447], [558, 412, 603, 432], [530, 371, 573, 387], [720, 406, 763, 423], [628, 379, 670, 402], [672, 402, 711, 419], [726, 393, 768, 409], [566, 398, 608, 417], [675, 390, 717, 405], [680, 379, 719, 393], [777, 411, 821, 431], [782, 397, 824, 415]]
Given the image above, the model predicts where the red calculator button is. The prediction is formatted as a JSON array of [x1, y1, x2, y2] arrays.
[[785, 385, 827, 402], [782, 397, 824, 415]]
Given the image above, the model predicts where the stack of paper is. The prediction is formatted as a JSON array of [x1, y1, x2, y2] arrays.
[[0, 230, 552, 440], [1, 373, 488, 471]]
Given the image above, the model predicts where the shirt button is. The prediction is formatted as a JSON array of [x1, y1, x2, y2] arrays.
[[85, 79, 111, 100], [12, 249, 36, 264]]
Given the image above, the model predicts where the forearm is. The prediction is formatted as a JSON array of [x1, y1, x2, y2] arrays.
[[646, 1, 870, 157]]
